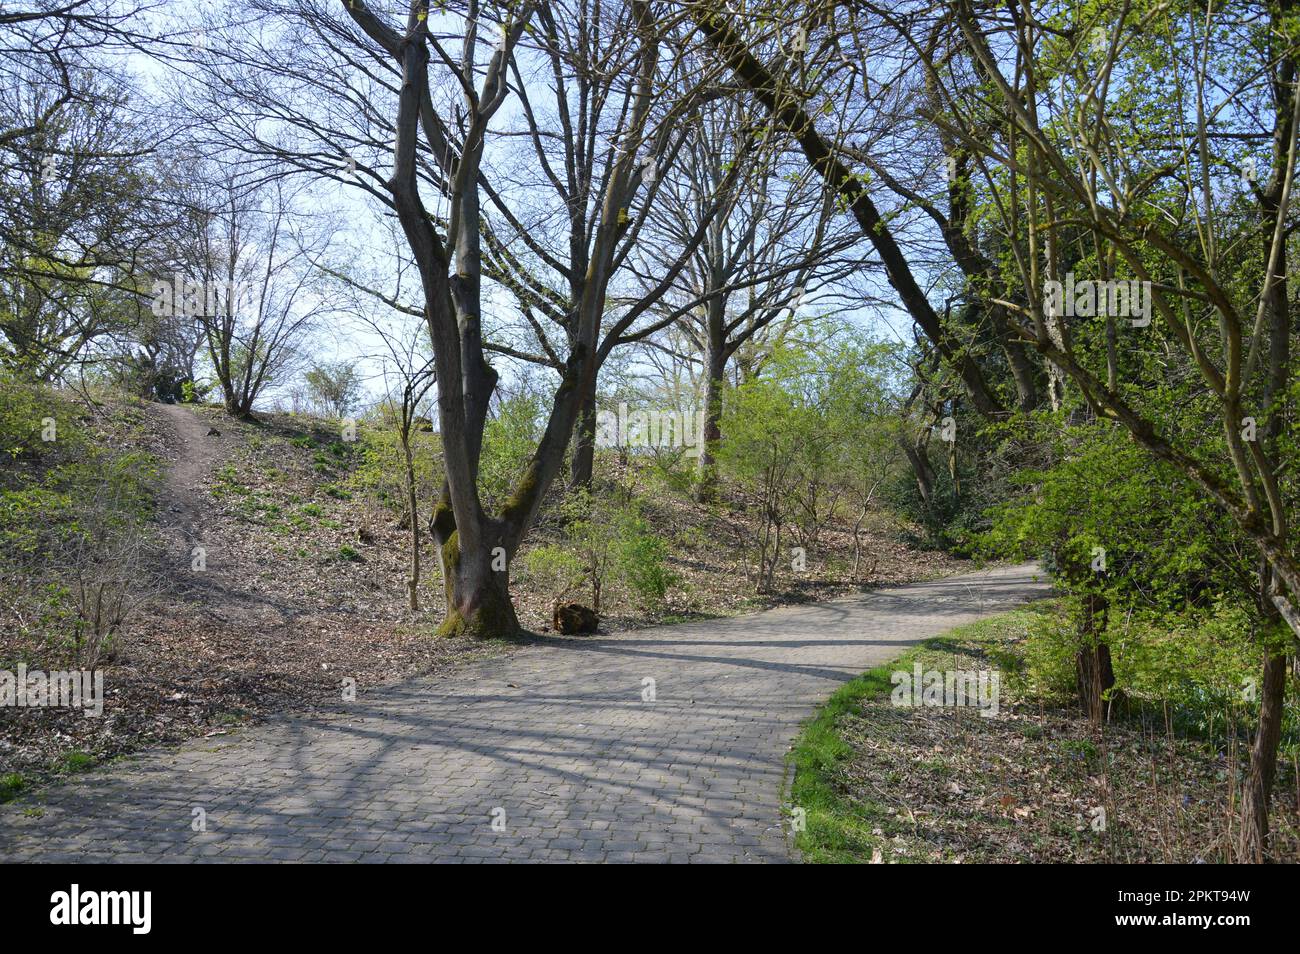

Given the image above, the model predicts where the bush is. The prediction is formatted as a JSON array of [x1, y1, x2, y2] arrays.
[[523, 544, 585, 599], [617, 518, 677, 608], [0, 371, 83, 464], [716, 331, 904, 585], [885, 453, 989, 554], [521, 489, 677, 613], [304, 361, 363, 417], [979, 414, 1268, 720], [1115, 602, 1267, 715], [1016, 605, 1084, 703]]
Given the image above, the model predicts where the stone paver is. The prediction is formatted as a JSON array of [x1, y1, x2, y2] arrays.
[[1, 563, 1048, 863]]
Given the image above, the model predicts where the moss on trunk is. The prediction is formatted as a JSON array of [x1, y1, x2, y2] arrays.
[[435, 529, 521, 640]]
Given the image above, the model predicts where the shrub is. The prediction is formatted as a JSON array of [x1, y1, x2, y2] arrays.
[[617, 518, 677, 608], [1115, 602, 1266, 715], [523, 490, 677, 613], [0, 371, 83, 464], [303, 361, 363, 417], [523, 544, 585, 599], [1016, 606, 1083, 703], [0, 380, 160, 669]]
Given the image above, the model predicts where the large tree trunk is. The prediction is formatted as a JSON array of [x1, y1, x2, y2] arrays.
[[569, 381, 596, 490], [424, 347, 516, 637], [695, 318, 726, 502], [1075, 640, 1116, 723], [1239, 24, 1297, 859], [987, 302, 1040, 411], [435, 351, 593, 638], [1236, 244, 1292, 858], [433, 519, 519, 638], [224, 390, 254, 419], [348, 3, 660, 641], [1065, 562, 1115, 722], [901, 438, 935, 508]]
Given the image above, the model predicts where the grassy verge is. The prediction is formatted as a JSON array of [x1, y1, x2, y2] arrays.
[[785, 602, 1054, 864], [785, 599, 1300, 863]]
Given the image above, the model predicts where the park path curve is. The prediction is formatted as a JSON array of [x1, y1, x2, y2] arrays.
[[2, 563, 1049, 863]]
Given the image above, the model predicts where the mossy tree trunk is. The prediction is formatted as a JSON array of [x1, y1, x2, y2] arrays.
[[427, 350, 590, 639], [432, 518, 519, 639], [569, 381, 596, 491]]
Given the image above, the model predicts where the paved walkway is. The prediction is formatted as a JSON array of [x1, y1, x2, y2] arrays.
[[2, 564, 1048, 863]]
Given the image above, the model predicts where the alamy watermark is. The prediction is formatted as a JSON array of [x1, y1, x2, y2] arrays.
[[595, 402, 705, 458], [891, 662, 1001, 718], [1043, 272, 1151, 327], [50, 885, 150, 934], [151, 272, 253, 319], [1, 665, 104, 718]]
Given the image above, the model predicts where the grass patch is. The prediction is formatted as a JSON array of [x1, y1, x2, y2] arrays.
[[783, 597, 1300, 863], [213, 464, 250, 497], [58, 750, 95, 774], [0, 772, 27, 802]]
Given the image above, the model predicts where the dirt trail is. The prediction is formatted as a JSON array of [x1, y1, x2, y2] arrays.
[[153, 402, 222, 548], [146, 403, 317, 630], [152, 403, 221, 548], [148, 401, 236, 606]]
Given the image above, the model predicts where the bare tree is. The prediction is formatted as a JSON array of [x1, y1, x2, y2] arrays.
[[477, 2, 744, 490], [632, 92, 861, 499], [0, 63, 170, 380], [173, 0, 745, 635], [162, 173, 330, 417], [685, 2, 1008, 419], [331, 250, 438, 611]]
